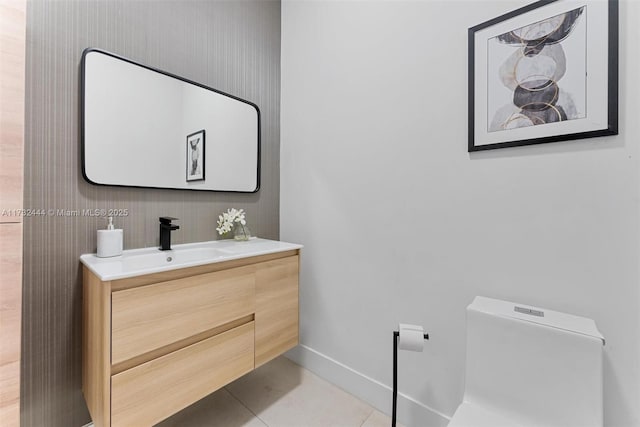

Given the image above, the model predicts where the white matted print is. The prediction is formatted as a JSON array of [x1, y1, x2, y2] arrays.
[[469, 0, 617, 151], [186, 130, 205, 182]]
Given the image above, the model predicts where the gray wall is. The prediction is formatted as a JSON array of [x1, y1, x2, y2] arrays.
[[22, 1, 281, 425]]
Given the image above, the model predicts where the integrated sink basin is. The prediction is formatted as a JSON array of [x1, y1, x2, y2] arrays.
[[121, 247, 232, 270], [80, 238, 303, 281]]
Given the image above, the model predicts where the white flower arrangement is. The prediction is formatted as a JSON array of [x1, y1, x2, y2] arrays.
[[216, 208, 247, 236]]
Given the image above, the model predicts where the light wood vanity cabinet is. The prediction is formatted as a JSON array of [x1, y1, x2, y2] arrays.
[[255, 256, 300, 368], [83, 250, 300, 427]]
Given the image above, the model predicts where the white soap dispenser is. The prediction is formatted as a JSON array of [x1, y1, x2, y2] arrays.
[[97, 216, 123, 258]]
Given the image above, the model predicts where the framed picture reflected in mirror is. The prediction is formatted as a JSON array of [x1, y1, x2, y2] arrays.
[[186, 130, 205, 182]]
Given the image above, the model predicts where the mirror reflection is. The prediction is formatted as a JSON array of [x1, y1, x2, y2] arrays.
[[82, 49, 260, 192]]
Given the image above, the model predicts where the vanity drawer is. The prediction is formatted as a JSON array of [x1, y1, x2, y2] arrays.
[[111, 321, 254, 427], [111, 267, 255, 366]]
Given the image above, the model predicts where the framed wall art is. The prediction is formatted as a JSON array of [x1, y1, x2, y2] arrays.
[[186, 130, 205, 182], [468, 0, 618, 152]]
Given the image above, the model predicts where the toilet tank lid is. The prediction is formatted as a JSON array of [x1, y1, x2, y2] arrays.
[[468, 296, 604, 344]]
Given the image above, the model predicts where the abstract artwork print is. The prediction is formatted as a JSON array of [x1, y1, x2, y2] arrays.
[[487, 7, 586, 133]]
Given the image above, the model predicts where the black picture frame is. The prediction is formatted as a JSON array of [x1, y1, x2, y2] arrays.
[[186, 130, 206, 182], [468, 0, 618, 152]]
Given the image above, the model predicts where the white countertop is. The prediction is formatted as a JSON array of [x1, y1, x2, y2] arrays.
[[80, 238, 303, 281]]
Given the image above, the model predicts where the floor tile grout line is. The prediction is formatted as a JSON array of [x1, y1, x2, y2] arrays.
[[358, 408, 376, 427], [285, 358, 381, 426], [224, 386, 270, 427]]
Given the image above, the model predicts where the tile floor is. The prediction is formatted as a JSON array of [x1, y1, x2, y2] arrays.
[[158, 356, 402, 427]]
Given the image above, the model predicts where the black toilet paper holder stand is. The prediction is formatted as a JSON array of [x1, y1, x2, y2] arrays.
[[392, 330, 429, 427]]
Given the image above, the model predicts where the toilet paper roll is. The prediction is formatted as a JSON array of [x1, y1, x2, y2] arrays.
[[398, 323, 425, 352]]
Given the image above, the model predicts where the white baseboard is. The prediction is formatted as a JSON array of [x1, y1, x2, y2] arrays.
[[285, 344, 450, 427]]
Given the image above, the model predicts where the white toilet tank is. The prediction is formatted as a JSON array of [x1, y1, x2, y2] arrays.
[[457, 296, 604, 427]]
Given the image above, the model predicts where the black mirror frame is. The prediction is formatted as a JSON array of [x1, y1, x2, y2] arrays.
[[80, 47, 261, 193]]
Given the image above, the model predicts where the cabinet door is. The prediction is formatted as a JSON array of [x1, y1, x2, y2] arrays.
[[255, 256, 299, 367]]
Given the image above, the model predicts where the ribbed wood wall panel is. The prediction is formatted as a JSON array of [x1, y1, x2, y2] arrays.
[[22, 1, 281, 426]]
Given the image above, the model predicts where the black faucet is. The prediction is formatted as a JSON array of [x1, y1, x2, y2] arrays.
[[159, 217, 180, 251]]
